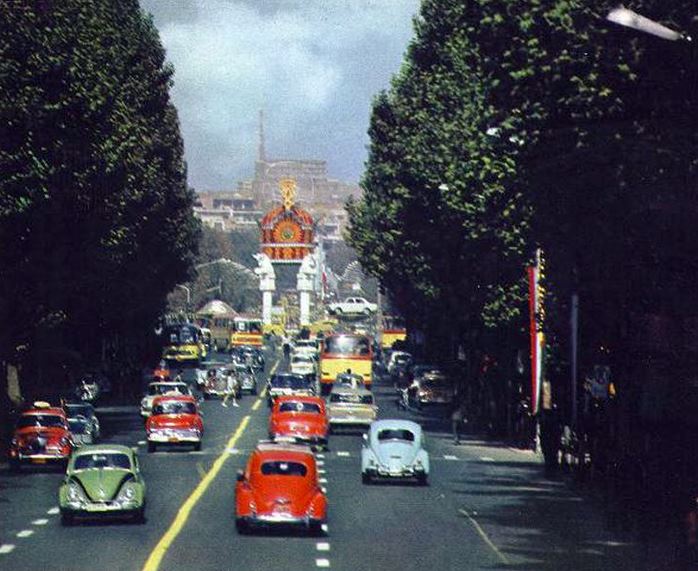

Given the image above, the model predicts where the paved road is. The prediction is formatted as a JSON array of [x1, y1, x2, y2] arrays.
[[1, 347, 645, 570]]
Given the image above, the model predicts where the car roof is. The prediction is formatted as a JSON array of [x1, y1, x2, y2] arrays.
[[330, 386, 371, 396], [152, 394, 196, 404], [255, 441, 315, 455], [73, 444, 134, 457], [275, 395, 323, 404], [149, 381, 186, 387], [370, 419, 421, 434], [23, 407, 66, 417], [253, 447, 315, 464]]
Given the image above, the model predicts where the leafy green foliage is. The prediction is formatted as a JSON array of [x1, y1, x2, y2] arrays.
[[0, 1, 199, 389]]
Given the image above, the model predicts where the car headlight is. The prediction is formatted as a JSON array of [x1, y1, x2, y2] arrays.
[[67, 481, 87, 503], [116, 483, 138, 503]]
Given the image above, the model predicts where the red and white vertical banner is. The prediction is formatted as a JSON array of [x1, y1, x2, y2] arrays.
[[528, 249, 545, 416]]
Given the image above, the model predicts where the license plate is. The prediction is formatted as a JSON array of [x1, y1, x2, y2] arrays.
[[168, 437, 179, 442], [32, 458, 47, 464]]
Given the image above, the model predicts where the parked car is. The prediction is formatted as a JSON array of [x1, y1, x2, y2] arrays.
[[140, 381, 191, 418], [328, 297, 378, 316], [361, 419, 429, 485], [407, 370, 455, 409], [269, 395, 329, 448], [327, 385, 377, 431], [59, 444, 146, 525], [235, 441, 327, 534], [266, 373, 316, 408], [145, 394, 203, 452], [8, 402, 74, 471], [63, 402, 100, 440]]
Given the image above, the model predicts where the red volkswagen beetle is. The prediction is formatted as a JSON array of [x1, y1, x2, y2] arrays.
[[269, 395, 329, 448], [8, 402, 73, 471], [145, 394, 203, 452], [235, 442, 327, 534]]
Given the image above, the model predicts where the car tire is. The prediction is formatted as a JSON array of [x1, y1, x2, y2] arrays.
[[250, 385, 257, 396], [417, 474, 429, 486], [309, 520, 324, 536], [134, 508, 146, 524], [61, 513, 74, 527], [194, 441, 202, 452], [235, 518, 249, 535], [361, 472, 371, 485], [147, 442, 155, 453]]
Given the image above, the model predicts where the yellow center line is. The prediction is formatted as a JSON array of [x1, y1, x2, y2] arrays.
[[142, 415, 250, 571], [142, 354, 279, 571]]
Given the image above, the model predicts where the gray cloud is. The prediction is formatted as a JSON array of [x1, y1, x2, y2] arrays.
[[139, 0, 419, 190]]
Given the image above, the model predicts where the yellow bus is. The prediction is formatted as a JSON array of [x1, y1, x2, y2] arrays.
[[161, 324, 207, 364], [380, 315, 407, 350], [319, 333, 372, 394], [230, 316, 263, 348]]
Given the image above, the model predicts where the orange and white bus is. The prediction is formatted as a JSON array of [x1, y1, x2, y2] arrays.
[[319, 333, 372, 394], [380, 315, 406, 350], [230, 316, 263, 348]]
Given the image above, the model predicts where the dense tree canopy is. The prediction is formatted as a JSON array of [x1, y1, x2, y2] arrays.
[[0, 0, 199, 394]]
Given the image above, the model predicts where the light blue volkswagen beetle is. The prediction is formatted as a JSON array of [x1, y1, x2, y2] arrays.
[[361, 419, 429, 485]]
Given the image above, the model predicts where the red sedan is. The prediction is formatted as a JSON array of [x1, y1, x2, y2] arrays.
[[146, 394, 203, 452], [235, 442, 327, 534], [268, 395, 329, 449], [8, 402, 73, 471]]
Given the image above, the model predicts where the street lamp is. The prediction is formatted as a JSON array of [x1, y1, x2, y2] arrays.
[[606, 7, 690, 42]]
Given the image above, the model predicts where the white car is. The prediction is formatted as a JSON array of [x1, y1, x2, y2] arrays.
[[290, 354, 317, 378], [328, 297, 378, 316], [361, 419, 429, 485], [140, 382, 191, 418], [293, 339, 319, 359]]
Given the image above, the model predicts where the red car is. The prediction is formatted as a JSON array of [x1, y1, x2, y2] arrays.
[[269, 395, 329, 448], [235, 442, 327, 534], [145, 394, 203, 452], [9, 402, 74, 471]]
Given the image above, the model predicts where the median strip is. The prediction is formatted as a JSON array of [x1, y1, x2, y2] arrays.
[[142, 415, 251, 571]]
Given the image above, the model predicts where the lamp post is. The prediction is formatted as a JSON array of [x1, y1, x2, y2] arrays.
[[606, 7, 690, 42]]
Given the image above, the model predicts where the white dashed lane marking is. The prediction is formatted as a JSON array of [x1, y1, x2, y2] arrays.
[[321, 523, 329, 533], [480, 457, 495, 462], [443, 455, 458, 460], [47, 507, 59, 515], [319, 478, 328, 484], [138, 440, 146, 445], [31, 519, 49, 526], [317, 542, 330, 551], [0, 544, 16, 555], [317, 460, 325, 466], [336, 451, 350, 457], [16, 530, 33, 538], [318, 468, 326, 474], [316, 453, 325, 458], [321, 487, 327, 493], [316, 558, 331, 568]]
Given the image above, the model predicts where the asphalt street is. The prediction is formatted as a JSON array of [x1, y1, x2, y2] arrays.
[[0, 347, 646, 570]]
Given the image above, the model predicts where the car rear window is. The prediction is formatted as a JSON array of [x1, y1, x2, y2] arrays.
[[74, 453, 131, 470], [260, 461, 308, 477], [330, 393, 373, 405], [279, 402, 321, 414], [152, 401, 196, 415], [16, 415, 65, 429], [377, 429, 415, 442]]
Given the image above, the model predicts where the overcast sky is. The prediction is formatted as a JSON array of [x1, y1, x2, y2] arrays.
[[139, 0, 420, 191]]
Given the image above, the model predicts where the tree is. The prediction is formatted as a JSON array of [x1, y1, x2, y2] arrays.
[[0, 0, 199, 397]]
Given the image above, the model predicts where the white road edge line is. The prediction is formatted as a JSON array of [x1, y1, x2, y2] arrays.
[[444, 455, 458, 460], [16, 530, 34, 538], [316, 558, 331, 568], [316, 542, 330, 551], [480, 457, 495, 462], [47, 507, 59, 515], [458, 508, 509, 564], [0, 544, 16, 554], [32, 519, 49, 526]]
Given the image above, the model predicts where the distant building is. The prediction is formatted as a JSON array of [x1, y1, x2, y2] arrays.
[[192, 111, 360, 238]]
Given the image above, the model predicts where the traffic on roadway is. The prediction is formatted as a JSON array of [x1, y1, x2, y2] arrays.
[[0, 330, 644, 571]]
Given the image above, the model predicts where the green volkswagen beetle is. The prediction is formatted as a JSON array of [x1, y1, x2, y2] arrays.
[[58, 444, 146, 525]]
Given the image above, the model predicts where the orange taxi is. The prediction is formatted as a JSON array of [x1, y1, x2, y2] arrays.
[[9, 402, 74, 471], [235, 441, 327, 534], [145, 394, 203, 452], [268, 395, 329, 449]]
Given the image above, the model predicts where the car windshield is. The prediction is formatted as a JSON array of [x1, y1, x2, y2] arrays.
[[324, 335, 370, 356], [74, 453, 131, 470], [330, 393, 373, 405], [336, 374, 363, 385], [279, 402, 321, 414], [16, 415, 65, 429], [377, 428, 415, 442], [152, 401, 196, 415], [65, 405, 93, 418], [68, 419, 88, 434], [422, 376, 450, 388], [149, 384, 187, 396], [260, 461, 308, 477], [395, 355, 411, 364], [270, 375, 310, 389]]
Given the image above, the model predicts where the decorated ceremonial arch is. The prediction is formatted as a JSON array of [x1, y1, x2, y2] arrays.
[[260, 178, 314, 262]]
